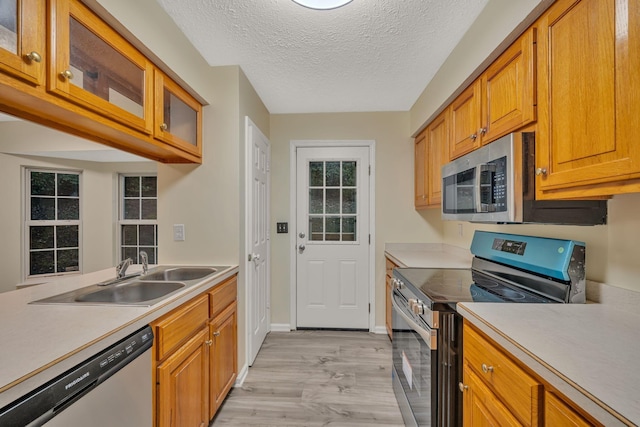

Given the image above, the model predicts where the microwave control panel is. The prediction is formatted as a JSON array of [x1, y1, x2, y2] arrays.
[[490, 156, 507, 211]]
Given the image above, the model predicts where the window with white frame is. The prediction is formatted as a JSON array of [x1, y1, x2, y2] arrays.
[[119, 174, 158, 264], [25, 169, 81, 278]]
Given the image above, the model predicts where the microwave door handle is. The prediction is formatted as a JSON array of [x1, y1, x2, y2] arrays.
[[475, 165, 485, 213]]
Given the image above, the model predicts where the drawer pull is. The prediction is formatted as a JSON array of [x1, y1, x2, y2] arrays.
[[482, 363, 494, 373]]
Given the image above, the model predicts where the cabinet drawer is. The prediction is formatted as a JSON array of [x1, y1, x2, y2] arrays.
[[464, 324, 541, 425], [210, 275, 237, 318], [153, 293, 209, 360]]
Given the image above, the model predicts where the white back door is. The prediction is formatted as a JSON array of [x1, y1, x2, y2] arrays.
[[246, 118, 270, 365], [295, 146, 370, 329]]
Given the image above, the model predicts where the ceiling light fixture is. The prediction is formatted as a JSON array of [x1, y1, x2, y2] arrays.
[[292, 0, 353, 10]]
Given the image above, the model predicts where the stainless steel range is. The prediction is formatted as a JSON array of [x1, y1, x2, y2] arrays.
[[391, 231, 586, 426]]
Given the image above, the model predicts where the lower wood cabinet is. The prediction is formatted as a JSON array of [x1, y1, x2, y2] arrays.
[[157, 328, 209, 427], [462, 365, 522, 426], [461, 321, 602, 427], [385, 256, 399, 339], [209, 301, 238, 417], [152, 274, 238, 427], [545, 391, 593, 427]]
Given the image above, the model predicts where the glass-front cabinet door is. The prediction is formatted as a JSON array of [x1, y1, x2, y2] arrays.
[[48, 0, 153, 134], [0, 0, 45, 85], [154, 70, 202, 157]]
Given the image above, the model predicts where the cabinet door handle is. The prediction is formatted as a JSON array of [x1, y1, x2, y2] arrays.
[[479, 127, 487, 135], [26, 51, 42, 63], [160, 123, 168, 131], [470, 133, 478, 140], [60, 69, 74, 80], [482, 363, 494, 373], [458, 382, 468, 392], [213, 331, 221, 337], [535, 167, 548, 176], [205, 339, 213, 346]]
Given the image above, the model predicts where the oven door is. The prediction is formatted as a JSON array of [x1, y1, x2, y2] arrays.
[[391, 288, 437, 427]]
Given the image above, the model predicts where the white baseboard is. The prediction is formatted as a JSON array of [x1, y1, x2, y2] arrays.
[[372, 325, 388, 335], [270, 323, 292, 332], [234, 363, 248, 387]]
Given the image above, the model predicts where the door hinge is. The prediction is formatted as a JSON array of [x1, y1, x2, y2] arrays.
[[368, 165, 371, 176], [369, 234, 371, 245], [369, 303, 371, 313]]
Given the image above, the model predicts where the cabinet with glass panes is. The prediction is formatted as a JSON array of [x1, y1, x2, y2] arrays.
[[0, 0, 45, 85]]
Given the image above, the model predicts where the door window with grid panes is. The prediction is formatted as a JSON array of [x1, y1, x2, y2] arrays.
[[308, 160, 357, 242], [25, 169, 81, 278], [119, 175, 157, 264]]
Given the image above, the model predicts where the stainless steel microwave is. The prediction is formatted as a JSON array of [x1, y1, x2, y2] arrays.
[[441, 132, 607, 224]]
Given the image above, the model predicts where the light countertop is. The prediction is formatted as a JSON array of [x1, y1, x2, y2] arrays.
[[384, 243, 473, 269], [0, 264, 238, 408], [458, 302, 640, 426]]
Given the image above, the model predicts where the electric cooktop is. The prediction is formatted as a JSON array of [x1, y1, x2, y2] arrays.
[[393, 267, 553, 308]]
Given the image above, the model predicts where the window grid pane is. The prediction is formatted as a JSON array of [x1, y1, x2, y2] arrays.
[[119, 175, 158, 264], [27, 170, 81, 278], [307, 160, 357, 242]]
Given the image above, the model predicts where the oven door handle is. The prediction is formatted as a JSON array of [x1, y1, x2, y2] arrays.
[[391, 290, 437, 350]]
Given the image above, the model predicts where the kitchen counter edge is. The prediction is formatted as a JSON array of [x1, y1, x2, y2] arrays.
[[0, 265, 239, 408]]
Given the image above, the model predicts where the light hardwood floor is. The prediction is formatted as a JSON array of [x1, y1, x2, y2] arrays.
[[211, 330, 404, 426]]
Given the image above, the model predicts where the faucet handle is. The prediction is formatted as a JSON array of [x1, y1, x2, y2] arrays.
[[116, 257, 133, 278], [139, 251, 148, 274]]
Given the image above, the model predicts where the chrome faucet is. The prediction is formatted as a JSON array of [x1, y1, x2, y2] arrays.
[[116, 258, 133, 279], [139, 251, 148, 275]]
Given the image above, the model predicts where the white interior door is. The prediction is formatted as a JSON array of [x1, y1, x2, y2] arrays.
[[296, 146, 370, 329], [246, 118, 270, 365]]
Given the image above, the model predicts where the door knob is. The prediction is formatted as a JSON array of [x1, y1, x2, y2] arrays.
[[248, 253, 261, 263], [298, 244, 306, 253], [299, 232, 305, 238]]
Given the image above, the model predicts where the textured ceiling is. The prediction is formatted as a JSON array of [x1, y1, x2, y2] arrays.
[[156, 0, 490, 114]]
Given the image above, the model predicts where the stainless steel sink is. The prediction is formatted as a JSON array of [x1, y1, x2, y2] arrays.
[[140, 266, 218, 282], [30, 265, 230, 306], [74, 280, 185, 304]]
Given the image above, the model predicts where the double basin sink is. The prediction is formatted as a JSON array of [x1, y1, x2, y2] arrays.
[[32, 266, 229, 306]]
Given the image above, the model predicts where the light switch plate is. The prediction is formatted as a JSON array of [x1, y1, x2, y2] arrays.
[[173, 224, 185, 241]]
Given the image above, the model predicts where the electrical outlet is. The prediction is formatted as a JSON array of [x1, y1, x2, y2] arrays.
[[276, 222, 288, 233], [173, 224, 185, 241]]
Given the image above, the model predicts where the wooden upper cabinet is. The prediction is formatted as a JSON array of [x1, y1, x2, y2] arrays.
[[449, 81, 482, 160], [427, 110, 448, 206], [414, 129, 428, 208], [154, 69, 202, 157], [48, 0, 154, 134], [481, 27, 536, 143], [536, 0, 640, 197], [0, 0, 45, 85]]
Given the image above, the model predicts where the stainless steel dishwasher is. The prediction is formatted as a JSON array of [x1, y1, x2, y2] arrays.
[[0, 326, 153, 427]]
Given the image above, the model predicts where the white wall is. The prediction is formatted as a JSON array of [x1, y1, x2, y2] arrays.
[[269, 112, 442, 329]]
